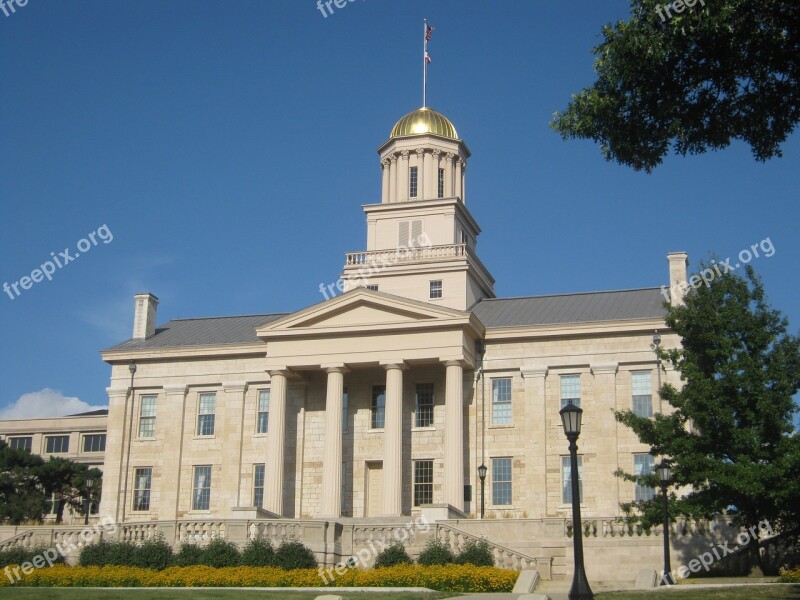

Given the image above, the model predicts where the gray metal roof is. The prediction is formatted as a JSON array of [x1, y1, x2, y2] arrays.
[[105, 314, 285, 351], [471, 288, 666, 328]]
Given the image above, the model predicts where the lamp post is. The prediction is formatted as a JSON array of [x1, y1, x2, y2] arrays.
[[653, 332, 662, 413], [477, 463, 487, 519], [84, 477, 94, 525], [657, 459, 674, 585], [559, 400, 594, 600]]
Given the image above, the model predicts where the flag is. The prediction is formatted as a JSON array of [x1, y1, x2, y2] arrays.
[[425, 25, 434, 41], [425, 51, 431, 64]]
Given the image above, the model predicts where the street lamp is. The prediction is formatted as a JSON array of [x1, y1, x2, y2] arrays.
[[477, 463, 487, 519], [657, 459, 674, 585], [84, 478, 94, 525], [559, 400, 594, 600]]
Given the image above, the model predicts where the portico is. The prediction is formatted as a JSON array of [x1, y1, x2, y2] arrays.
[[256, 288, 484, 517]]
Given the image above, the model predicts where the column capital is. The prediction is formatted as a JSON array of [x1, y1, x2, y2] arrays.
[[441, 358, 467, 368], [432, 148, 441, 157], [522, 366, 548, 379], [445, 152, 455, 161], [400, 149, 410, 158], [415, 147, 425, 156], [380, 360, 408, 371], [322, 364, 350, 374], [162, 384, 188, 395], [381, 159, 390, 168], [267, 368, 290, 378], [222, 381, 248, 393], [591, 362, 619, 375], [389, 155, 398, 164]]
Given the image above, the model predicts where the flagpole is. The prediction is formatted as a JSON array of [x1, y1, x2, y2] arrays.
[[423, 19, 427, 107]]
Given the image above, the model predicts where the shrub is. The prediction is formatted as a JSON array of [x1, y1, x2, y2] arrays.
[[455, 539, 494, 567], [132, 536, 174, 570], [173, 542, 205, 567], [780, 565, 800, 582], [78, 540, 136, 567], [418, 537, 455, 566], [200, 539, 241, 568], [274, 539, 317, 570], [241, 538, 275, 567], [78, 539, 110, 567], [373, 542, 412, 568], [0, 545, 65, 569]]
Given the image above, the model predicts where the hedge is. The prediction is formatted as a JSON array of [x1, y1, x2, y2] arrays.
[[0, 563, 517, 592]]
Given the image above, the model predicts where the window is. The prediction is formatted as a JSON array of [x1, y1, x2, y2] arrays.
[[632, 371, 653, 417], [253, 464, 265, 508], [437, 168, 444, 198], [257, 389, 270, 434], [634, 454, 656, 501], [409, 166, 418, 198], [8, 437, 32, 452], [197, 393, 216, 436], [371, 385, 386, 429], [365, 284, 379, 291], [415, 383, 434, 427], [560, 375, 581, 409], [138, 395, 157, 438], [399, 219, 423, 246], [491, 378, 512, 424], [82, 434, 106, 453], [492, 457, 512, 505], [45, 435, 69, 454], [413, 460, 433, 506], [429, 280, 442, 299], [133, 467, 152, 511], [562, 455, 583, 504], [342, 388, 349, 431], [192, 466, 212, 510]]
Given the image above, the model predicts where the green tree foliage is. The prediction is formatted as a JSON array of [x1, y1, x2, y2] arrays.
[[551, 0, 800, 171], [38, 458, 102, 524], [615, 264, 800, 541], [0, 439, 47, 524]]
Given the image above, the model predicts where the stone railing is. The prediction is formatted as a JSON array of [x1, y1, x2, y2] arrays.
[[435, 522, 538, 572], [345, 243, 468, 267], [247, 520, 304, 543], [0, 529, 37, 551], [564, 516, 737, 539]]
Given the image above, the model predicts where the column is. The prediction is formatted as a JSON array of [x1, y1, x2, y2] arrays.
[[381, 159, 390, 202], [591, 362, 619, 515], [444, 153, 454, 197], [455, 158, 463, 200], [461, 161, 467, 204], [388, 156, 397, 202], [382, 362, 405, 515], [221, 382, 248, 511], [521, 367, 548, 514], [265, 370, 288, 516], [99, 387, 129, 523], [422, 149, 433, 200], [431, 150, 441, 198], [444, 361, 465, 512], [399, 150, 410, 201], [321, 367, 346, 517], [415, 148, 425, 199], [159, 384, 188, 519]]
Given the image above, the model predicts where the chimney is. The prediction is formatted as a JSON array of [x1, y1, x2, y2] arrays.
[[132, 293, 159, 339], [666, 252, 688, 305]]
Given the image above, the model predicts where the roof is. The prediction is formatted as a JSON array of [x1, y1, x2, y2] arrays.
[[67, 409, 109, 417], [104, 314, 286, 351], [389, 107, 459, 140], [471, 288, 666, 328]]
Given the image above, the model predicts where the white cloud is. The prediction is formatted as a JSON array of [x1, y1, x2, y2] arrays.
[[0, 389, 107, 420]]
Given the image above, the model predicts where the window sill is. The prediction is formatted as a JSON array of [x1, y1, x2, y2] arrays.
[[412, 426, 436, 432], [557, 504, 587, 511], [488, 424, 514, 429], [253, 433, 268, 438], [366, 429, 384, 434], [188, 510, 212, 515], [193, 435, 216, 440], [134, 438, 157, 442]]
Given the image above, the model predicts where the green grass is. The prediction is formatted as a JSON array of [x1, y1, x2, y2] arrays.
[[599, 584, 800, 599], [0, 591, 458, 600]]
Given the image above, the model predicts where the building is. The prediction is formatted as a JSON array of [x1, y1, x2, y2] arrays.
[[97, 106, 688, 525]]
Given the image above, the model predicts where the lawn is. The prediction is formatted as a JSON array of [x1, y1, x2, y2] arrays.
[[599, 584, 800, 599], [0, 590, 458, 600]]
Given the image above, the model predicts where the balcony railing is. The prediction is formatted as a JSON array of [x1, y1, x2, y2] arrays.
[[345, 243, 468, 267]]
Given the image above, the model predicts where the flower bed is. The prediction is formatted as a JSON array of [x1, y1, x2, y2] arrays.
[[779, 565, 800, 582]]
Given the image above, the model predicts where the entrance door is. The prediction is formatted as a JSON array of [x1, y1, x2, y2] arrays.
[[365, 461, 383, 517]]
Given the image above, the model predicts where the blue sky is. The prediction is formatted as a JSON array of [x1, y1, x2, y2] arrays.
[[1, 1, 798, 422]]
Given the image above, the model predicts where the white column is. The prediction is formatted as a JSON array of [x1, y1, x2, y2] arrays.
[[455, 158, 463, 200], [265, 370, 288, 516], [422, 150, 433, 200], [444, 153, 454, 197], [461, 161, 467, 204], [221, 382, 248, 512], [381, 159, 389, 203], [99, 387, 129, 523], [415, 148, 425, 200], [521, 367, 548, 514], [321, 367, 346, 517], [591, 362, 619, 515], [399, 150, 410, 201], [431, 150, 441, 198], [388, 156, 397, 203], [382, 362, 405, 515], [444, 361, 465, 512]]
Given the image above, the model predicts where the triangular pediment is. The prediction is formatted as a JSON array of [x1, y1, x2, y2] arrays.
[[257, 288, 472, 338]]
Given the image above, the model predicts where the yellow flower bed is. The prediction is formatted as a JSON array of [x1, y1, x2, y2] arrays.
[[779, 565, 800, 582], [0, 563, 517, 592]]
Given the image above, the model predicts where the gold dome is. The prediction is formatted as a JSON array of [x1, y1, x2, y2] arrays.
[[389, 107, 459, 140]]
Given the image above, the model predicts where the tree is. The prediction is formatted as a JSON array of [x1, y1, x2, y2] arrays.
[[615, 264, 800, 541], [38, 458, 102, 524], [0, 440, 47, 524], [551, 0, 800, 171]]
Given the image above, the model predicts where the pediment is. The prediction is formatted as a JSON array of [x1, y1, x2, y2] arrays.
[[257, 289, 470, 337]]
